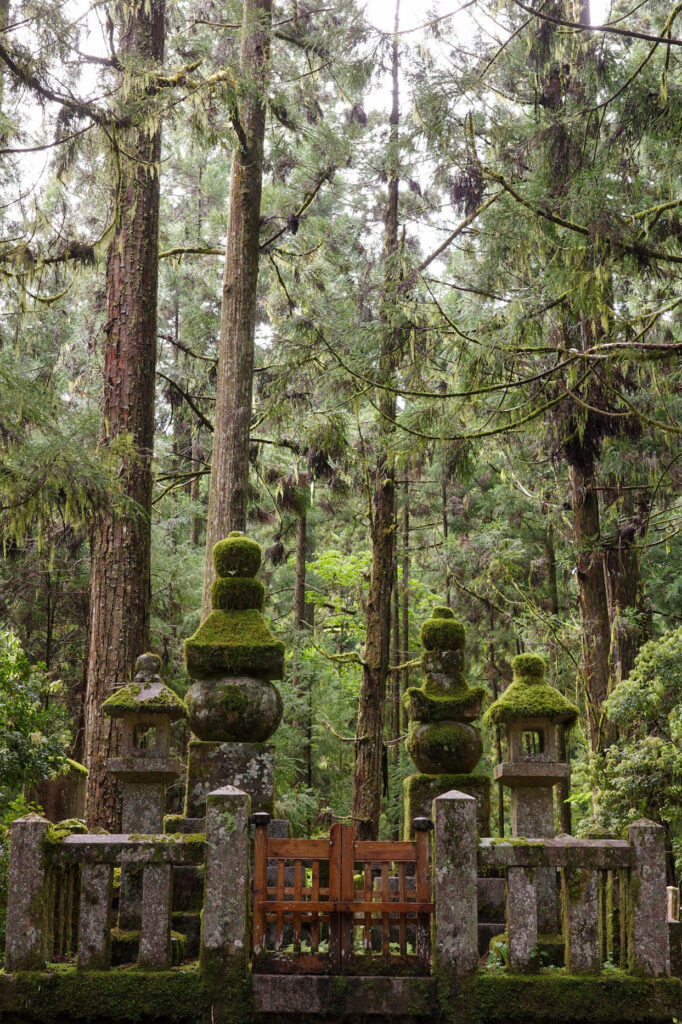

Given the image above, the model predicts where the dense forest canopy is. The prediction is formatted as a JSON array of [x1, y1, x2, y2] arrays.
[[0, 0, 681, 934]]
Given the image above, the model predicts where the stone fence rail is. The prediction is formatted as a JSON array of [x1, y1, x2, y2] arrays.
[[3, 787, 675, 987], [433, 791, 671, 981]]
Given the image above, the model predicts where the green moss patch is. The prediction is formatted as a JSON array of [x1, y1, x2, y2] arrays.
[[0, 963, 253, 1024], [484, 678, 578, 727], [440, 973, 682, 1024], [211, 577, 265, 612], [102, 682, 187, 718], [184, 609, 285, 680], [512, 653, 546, 679], [213, 534, 261, 579], [420, 617, 465, 652], [431, 605, 455, 620], [405, 686, 486, 722]]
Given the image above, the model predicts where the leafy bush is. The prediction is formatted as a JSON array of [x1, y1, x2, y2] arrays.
[[0, 629, 70, 793], [599, 627, 682, 878]]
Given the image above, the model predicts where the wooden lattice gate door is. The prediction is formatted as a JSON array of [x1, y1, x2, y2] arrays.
[[252, 818, 433, 975]]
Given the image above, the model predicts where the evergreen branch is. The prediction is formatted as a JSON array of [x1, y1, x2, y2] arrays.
[[311, 641, 365, 667], [510, 0, 682, 47], [0, 40, 107, 124], [260, 169, 334, 252], [314, 323, 580, 400], [156, 372, 214, 432], [486, 168, 682, 266], [158, 245, 223, 259], [321, 720, 355, 741], [159, 333, 217, 362], [418, 190, 503, 271]]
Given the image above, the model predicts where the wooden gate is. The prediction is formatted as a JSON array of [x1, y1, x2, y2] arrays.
[[252, 817, 433, 975]]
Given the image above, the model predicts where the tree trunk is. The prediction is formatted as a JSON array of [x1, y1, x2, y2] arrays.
[[400, 472, 410, 733], [83, 0, 164, 829], [603, 490, 649, 685], [352, 0, 400, 841], [201, 0, 272, 618], [568, 456, 615, 754], [190, 432, 203, 547]]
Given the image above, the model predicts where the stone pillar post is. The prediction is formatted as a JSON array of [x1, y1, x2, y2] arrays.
[[561, 865, 600, 973], [507, 866, 538, 971], [200, 786, 250, 980], [79, 864, 113, 969], [628, 819, 670, 976], [433, 789, 478, 981], [4, 813, 50, 971]]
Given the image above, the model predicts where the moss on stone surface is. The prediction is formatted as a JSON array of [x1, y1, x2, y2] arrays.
[[484, 654, 578, 727], [406, 721, 482, 769], [512, 653, 546, 679], [439, 972, 682, 1024], [0, 963, 253, 1024], [184, 609, 285, 680], [102, 682, 187, 718], [404, 686, 486, 722], [431, 605, 455, 620], [211, 578, 265, 612], [213, 534, 261, 579], [420, 617, 465, 652], [403, 771, 491, 837]]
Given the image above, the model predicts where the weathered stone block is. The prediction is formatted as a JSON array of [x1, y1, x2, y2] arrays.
[[186, 740, 274, 816], [433, 789, 478, 980], [4, 813, 50, 971], [404, 772, 490, 838], [78, 863, 113, 969], [507, 866, 538, 971], [139, 864, 172, 969], [200, 786, 250, 979], [561, 866, 600, 973], [628, 819, 670, 976]]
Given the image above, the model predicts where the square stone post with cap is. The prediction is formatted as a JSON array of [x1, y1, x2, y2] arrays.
[[433, 789, 478, 982], [200, 785, 251, 981], [4, 813, 50, 971]]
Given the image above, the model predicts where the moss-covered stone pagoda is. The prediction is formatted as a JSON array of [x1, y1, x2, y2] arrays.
[[403, 606, 490, 836]]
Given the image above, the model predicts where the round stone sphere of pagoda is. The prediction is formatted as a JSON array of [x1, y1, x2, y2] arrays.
[[185, 674, 283, 742]]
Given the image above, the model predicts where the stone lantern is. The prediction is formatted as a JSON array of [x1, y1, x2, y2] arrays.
[[103, 652, 187, 834], [484, 652, 578, 931], [103, 652, 187, 935]]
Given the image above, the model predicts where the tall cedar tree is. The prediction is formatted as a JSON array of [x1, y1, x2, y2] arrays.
[[352, 1, 400, 840], [201, 0, 272, 618], [83, 0, 164, 827]]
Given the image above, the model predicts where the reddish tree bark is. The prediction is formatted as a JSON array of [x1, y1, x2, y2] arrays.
[[83, 0, 165, 828]]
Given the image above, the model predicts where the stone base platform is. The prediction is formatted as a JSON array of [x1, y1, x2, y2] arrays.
[[185, 740, 274, 817], [403, 773, 490, 838], [0, 967, 679, 1024]]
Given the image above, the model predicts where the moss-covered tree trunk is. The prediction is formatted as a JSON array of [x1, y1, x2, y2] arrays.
[[568, 451, 614, 754], [83, 0, 164, 829], [201, 0, 272, 618], [352, 2, 400, 841]]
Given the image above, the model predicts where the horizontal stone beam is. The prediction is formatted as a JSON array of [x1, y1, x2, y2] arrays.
[[478, 837, 631, 870], [45, 833, 205, 866]]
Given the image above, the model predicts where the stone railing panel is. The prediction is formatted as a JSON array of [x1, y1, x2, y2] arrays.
[[78, 864, 113, 969]]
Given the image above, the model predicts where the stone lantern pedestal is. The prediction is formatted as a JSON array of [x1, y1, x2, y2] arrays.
[[485, 653, 578, 934]]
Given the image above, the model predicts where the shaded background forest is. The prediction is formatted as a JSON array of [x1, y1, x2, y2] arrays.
[[1, 0, 681, 944]]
